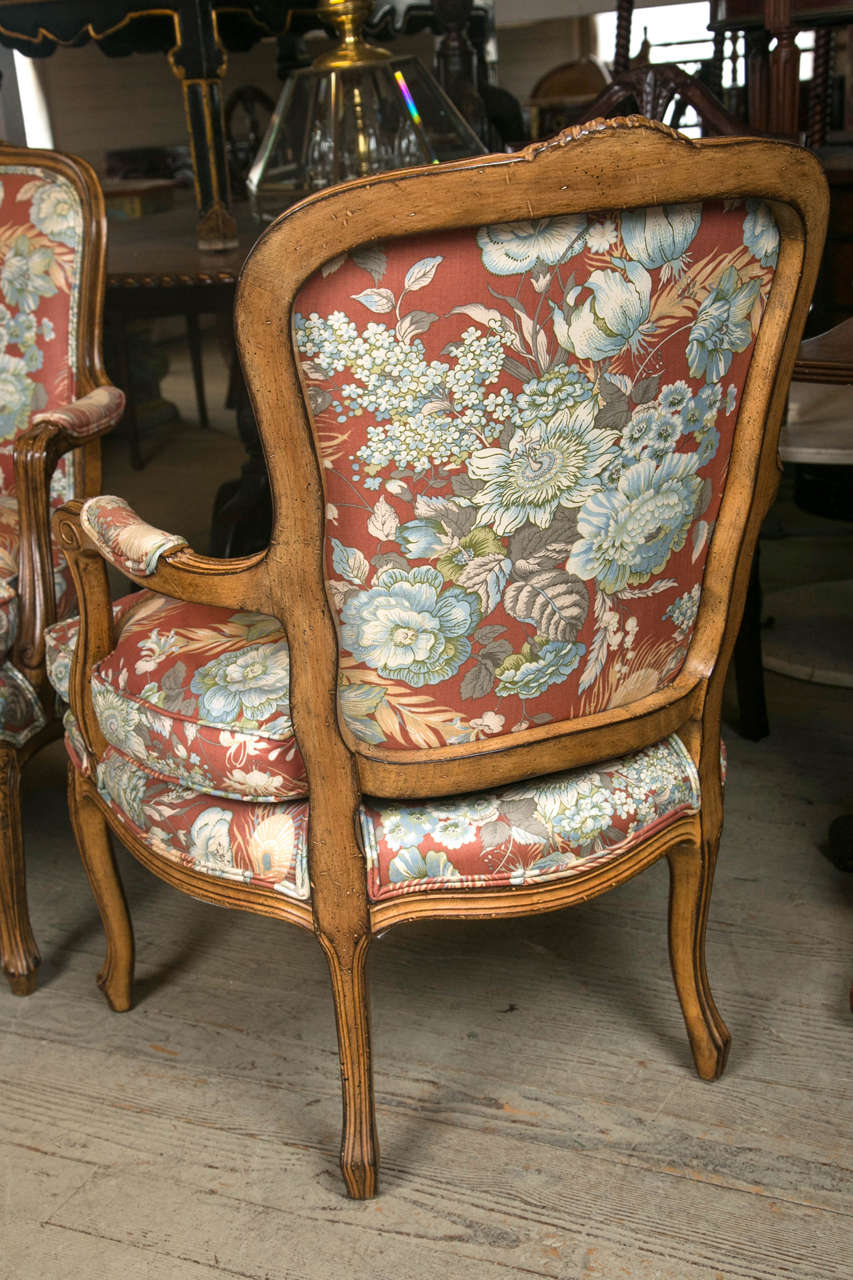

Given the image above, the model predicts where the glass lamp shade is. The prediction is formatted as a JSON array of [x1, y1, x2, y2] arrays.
[[247, 53, 487, 222]]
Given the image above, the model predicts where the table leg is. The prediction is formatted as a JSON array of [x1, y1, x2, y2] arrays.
[[186, 313, 209, 429]]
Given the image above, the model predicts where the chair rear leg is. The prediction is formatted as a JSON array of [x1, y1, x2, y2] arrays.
[[666, 837, 730, 1080], [0, 746, 39, 995], [68, 765, 134, 1012], [319, 932, 379, 1198]]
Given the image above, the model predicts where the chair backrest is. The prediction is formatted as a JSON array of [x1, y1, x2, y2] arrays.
[[236, 119, 826, 811], [0, 144, 108, 505]]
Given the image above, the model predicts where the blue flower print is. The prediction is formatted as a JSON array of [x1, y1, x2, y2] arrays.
[[743, 200, 779, 267], [0, 352, 34, 438], [658, 381, 691, 414], [188, 808, 235, 874], [0, 234, 57, 311], [695, 427, 720, 466], [341, 565, 481, 687], [516, 366, 593, 416], [467, 401, 617, 536], [495, 640, 585, 699], [624, 404, 682, 462], [397, 517, 448, 559], [190, 643, 290, 727], [624, 404, 657, 457], [29, 179, 82, 248], [686, 267, 760, 382], [388, 846, 461, 884], [380, 808, 436, 852], [338, 681, 387, 744], [567, 260, 654, 362], [477, 216, 587, 275], [98, 754, 147, 828], [664, 584, 701, 640], [539, 777, 616, 846], [568, 454, 703, 594], [621, 203, 701, 279]]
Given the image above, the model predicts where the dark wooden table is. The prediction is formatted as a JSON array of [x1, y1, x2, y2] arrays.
[[106, 201, 261, 469]]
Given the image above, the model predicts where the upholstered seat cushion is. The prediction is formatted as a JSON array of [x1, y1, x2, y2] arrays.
[[46, 591, 308, 801], [63, 724, 699, 904]]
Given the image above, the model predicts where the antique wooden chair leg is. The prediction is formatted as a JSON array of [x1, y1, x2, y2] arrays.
[[666, 836, 731, 1081], [68, 766, 135, 1012], [0, 746, 39, 995], [319, 933, 379, 1198]]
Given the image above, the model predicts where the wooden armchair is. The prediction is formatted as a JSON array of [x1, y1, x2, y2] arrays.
[[0, 145, 123, 995], [47, 119, 826, 1196]]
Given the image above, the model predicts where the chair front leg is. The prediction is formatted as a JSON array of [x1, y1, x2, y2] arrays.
[[319, 931, 379, 1198], [68, 765, 134, 1012], [0, 745, 39, 994], [666, 832, 731, 1081]]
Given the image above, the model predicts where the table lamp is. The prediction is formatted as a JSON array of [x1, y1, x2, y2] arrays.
[[247, 0, 486, 221]]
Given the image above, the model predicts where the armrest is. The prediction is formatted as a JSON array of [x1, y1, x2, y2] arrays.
[[78, 495, 268, 610], [12, 389, 121, 689], [53, 500, 271, 762], [80, 495, 188, 577], [31, 384, 125, 441]]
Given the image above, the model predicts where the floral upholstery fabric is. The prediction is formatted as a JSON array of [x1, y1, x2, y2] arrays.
[[0, 166, 85, 504], [360, 734, 699, 897], [62, 719, 698, 904], [0, 658, 46, 746], [293, 200, 779, 751], [80, 495, 188, 577], [63, 731, 310, 901], [46, 591, 308, 802], [45, 591, 148, 701]]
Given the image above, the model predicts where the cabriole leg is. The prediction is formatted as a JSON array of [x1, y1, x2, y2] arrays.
[[0, 746, 39, 995], [68, 765, 134, 1012], [666, 837, 730, 1080], [320, 932, 379, 1198]]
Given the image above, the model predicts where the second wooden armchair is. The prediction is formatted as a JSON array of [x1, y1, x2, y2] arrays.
[[46, 118, 826, 1197]]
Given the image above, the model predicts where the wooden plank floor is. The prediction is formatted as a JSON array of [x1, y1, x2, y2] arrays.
[[1, 410, 851, 1279]]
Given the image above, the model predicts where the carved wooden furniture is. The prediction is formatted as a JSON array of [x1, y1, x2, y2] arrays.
[[47, 118, 826, 1196], [710, 0, 853, 142], [0, 144, 123, 994], [105, 200, 259, 468]]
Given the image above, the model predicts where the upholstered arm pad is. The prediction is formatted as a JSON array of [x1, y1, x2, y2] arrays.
[[80, 495, 188, 577], [32, 384, 125, 439]]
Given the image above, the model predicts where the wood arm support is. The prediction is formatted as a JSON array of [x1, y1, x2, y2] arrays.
[[68, 495, 270, 615], [12, 388, 121, 692], [52, 504, 113, 769]]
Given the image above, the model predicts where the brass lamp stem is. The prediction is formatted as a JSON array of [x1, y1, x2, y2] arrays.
[[312, 0, 392, 69]]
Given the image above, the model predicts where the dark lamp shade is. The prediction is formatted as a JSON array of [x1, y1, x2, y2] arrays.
[[247, 55, 487, 221]]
